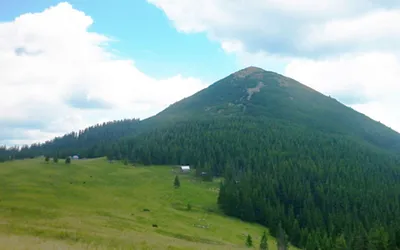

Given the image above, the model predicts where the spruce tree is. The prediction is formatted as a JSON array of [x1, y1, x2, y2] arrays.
[[45, 156, 49, 163], [174, 175, 180, 188], [65, 157, 71, 164], [246, 234, 253, 247], [277, 222, 288, 250], [334, 234, 347, 250], [259, 231, 268, 250], [53, 157, 58, 163]]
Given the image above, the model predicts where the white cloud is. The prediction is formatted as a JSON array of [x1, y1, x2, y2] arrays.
[[285, 52, 400, 102], [302, 9, 400, 54], [148, 0, 400, 56], [0, 2, 207, 146]]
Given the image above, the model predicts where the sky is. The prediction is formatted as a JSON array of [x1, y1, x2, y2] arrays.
[[1, 0, 400, 145]]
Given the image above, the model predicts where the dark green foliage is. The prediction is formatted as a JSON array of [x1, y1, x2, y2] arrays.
[[187, 203, 192, 211], [246, 234, 253, 247], [259, 231, 268, 250], [0, 119, 141, 161], [333, 234, 347, 250], [174, 175, 180, 188], [195, 166, 213, 182], [45, 156, 50, 163], [277, 223, 288, 250], [65, 157, 71, 164], [53, 157, 58, 163], [201, 174, 213, 182]]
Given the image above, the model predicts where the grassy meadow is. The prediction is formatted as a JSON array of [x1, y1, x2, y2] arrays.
[[0, 158, 296, 249]]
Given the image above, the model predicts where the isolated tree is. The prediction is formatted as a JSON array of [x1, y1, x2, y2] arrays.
[[53, 157, 58, 163], [187, 203, 192, 211], [334, 234, 347, 250], [65, 157, 71, 164], [174, 175, 180, 188], [45, 156, 50, 163], [246, 234, 253, 247], [260, 231, 268, 250], [277, 222, 288, 250]]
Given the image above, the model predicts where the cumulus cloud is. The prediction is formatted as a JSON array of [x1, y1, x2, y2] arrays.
[[148, 0, 400, 57], [284, 52, 400, 131], [0, 2, 207, 145], [285, 53, 400, 103], [149, 0, 400, 132]]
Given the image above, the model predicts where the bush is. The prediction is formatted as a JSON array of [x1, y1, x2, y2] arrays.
[[174, 175, 180, 188], [246, 234, 253, 247]]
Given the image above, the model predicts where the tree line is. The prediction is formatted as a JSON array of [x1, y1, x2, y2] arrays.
[[0, 118, 141, 162]]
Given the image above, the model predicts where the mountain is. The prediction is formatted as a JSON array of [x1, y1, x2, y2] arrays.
[[3, 67, 400, 249], [154, 66, 400, 151]]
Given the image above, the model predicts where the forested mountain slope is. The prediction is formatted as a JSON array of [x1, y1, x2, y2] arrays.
[[0, 119, 141, 161], [2, 67, 400, 249], [117, 116, 400, 249], [154, 66, 400, 152]]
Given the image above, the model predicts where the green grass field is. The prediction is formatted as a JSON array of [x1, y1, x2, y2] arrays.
[[0, 158, 296, 249]]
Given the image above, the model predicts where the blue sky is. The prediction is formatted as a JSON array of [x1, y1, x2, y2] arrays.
[[1, 0, 400, 145], [0, 0, 240, 82]]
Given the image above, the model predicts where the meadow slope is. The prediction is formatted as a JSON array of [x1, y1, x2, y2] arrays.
[[0, 158, 296, 249]]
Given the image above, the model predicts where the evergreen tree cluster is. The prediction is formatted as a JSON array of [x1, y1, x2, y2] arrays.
[[106, 117, 400, 249], [0, 119, 140, 161]]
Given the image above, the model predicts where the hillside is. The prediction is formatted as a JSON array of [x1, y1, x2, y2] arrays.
[[154, 66, 400, 152], [4, 66, 400, 159], [0, 158, 295, 250], [0, 119, 141, 162], [2, 67, 400, 249]]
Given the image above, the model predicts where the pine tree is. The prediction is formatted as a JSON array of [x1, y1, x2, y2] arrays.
[[53, 157, 58, 163], [174, 175, 180, 188], [45, 156, 49, 163], [246, 234, 253, 247], [259, 231, 268, 250], [65, 157, 71, 164], [333, 234, 347, 250], [277, 222, 288, 250]]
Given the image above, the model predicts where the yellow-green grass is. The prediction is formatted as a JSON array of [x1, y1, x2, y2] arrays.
[[0, 158, 297, 249]]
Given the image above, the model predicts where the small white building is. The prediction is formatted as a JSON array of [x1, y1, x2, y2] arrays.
[[72, 155, 79, 160], [180, 165, 191, 173]]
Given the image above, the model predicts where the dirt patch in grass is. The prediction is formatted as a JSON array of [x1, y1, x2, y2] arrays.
[[247, 82, 265, 100]]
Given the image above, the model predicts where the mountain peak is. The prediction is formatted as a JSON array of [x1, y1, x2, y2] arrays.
[[233, 66, 266, 78]]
